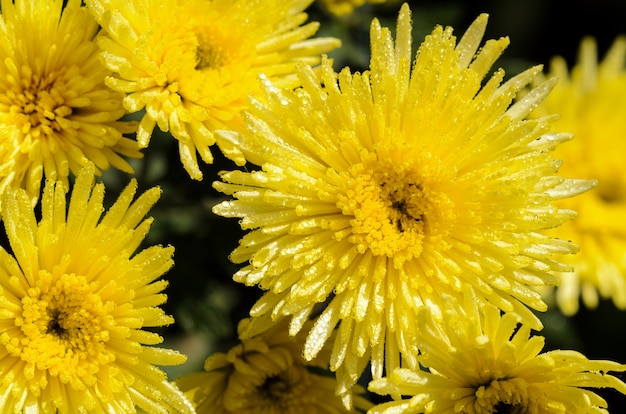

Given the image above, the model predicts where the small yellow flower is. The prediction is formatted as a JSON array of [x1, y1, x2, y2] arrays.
[[0, 163, 192, 413], [174, 318, 371, 413], [212, 3, 593, 406], [533, 36, 626, 315], [318, 0, 390, 17], [85, 0, 340, 180], [0, 0, 141, 202], [368, 290, 626, 413]]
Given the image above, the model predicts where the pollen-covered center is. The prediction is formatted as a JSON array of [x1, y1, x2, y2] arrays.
[[169, 16, 258, 104], [195, 37, 229, 70], [193, 27, 244, 71], [3, 67, 74, 139], [1, 271, 116, 386], [336, 154, 455, 264], [471, 377, 540, 414]]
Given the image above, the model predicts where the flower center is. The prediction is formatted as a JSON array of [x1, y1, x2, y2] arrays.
[[385, 181, 427, 232], [195, 45, 222, 70], [192, 26, 240, 71], [5, 67, 74, 139], [2, 271, 116, 387], [258, 372, 294, 402], [471, 377, 539, 414], [161, 14, 258, 106], [47, 309, 69, 339], [250, 365, 308, 411], [336, 150, 456, 266], [596, 176, 626, 204], [492, 402, 526, 414], [223, 340, 315, 413]]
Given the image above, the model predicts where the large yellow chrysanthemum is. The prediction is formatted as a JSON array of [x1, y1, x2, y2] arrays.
[[532, 36, 626, 315], [214, 4, 590, 404], [212, 3, 593, 405], [175, 318, 371, 413], [0, 0, 141, 203], [85, 0, 340, 180], [368, 290, 626, 413], [0, 163, 193, 413]]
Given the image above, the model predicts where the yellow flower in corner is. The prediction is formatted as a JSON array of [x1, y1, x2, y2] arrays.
[[85, 0, 340, 180], [212, 3, 594, 405], [533, 36, 626, 315], [0, 163, 193, 413], [368, 291, 626, 413], [318, 0, 389, 17], [0, 0, 141, 202], [174, 318, 371, 413]]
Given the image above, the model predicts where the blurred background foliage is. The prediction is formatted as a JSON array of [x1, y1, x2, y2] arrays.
[[93, 0, 626, 409]]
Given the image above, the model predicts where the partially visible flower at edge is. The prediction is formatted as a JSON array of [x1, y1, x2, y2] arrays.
[[0, 0, 141, 204], [85, 0, 341, 180], [531, 35, 626, 316], [212, 2, 594, 408], [0, 162, 192, 413], [174, 318, 372, 413], [317, 0, 391, 17], [368, 288, 626, 414]]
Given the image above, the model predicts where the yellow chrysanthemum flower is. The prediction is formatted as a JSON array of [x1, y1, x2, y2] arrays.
[[368, 290, 626, 413], [174, 318, 371, 413], [212, 3, 594, 405], [0, 163, 193, 413], [317, 0, 389, 17], [532, 36, 626, 315], [0, 0, 141, 202], [85, 0, 340, 180]]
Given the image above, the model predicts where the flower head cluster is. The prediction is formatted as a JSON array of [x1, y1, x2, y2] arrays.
[[85, 0, 341, 180], [0, 163, 192, 413], [368, 289, 626, 413], [6, 1, 621, 411], [213, 3, 594, 404], [0, 0, 141, 203], [175, 318, 371, 413], [532, 36, 626, 315]]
